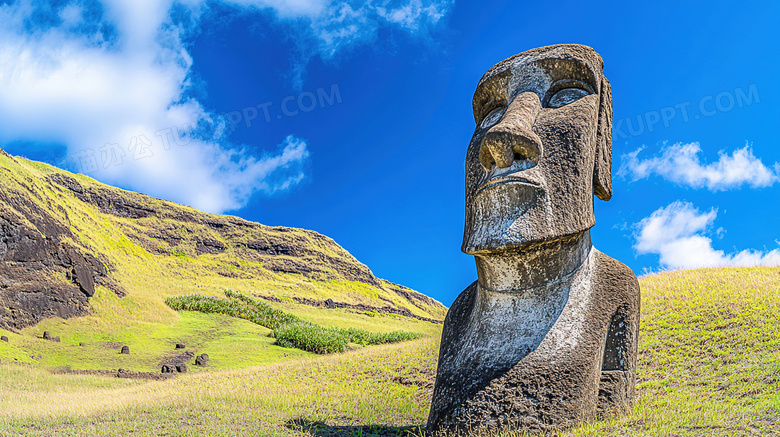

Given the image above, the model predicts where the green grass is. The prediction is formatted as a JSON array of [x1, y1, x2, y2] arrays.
[[0, 152, 444, 373], [1, 266, 778, 436], [165, 290, 425, 354], [0, 339, 436, 436], [2, 152, 778, 435]]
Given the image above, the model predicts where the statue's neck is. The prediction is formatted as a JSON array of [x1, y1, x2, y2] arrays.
[[475, 230, 592, 292]]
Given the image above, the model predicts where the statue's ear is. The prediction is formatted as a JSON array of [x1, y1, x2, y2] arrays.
[[594, 76, 613, 201]]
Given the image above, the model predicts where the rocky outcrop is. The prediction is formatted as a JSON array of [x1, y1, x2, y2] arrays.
[[0, 148, 446, 331], [257, 294, 443, 325], [0, 188, 119, 331], [49, 174, 155, 219]]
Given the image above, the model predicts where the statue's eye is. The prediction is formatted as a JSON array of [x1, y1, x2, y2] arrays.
[[544, 80, 594, 109], [480, 106, 505, 129], [547, 88, 590, 108]]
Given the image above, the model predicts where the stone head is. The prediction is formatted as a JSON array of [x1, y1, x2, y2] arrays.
[[462, 44, 613, 255]]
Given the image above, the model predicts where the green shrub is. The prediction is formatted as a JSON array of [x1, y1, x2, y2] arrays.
[[274, 323, 349, 354], [165, 290, 425, 355], [341, 328, 425, 346]]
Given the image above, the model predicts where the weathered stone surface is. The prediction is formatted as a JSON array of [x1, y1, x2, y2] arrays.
[[120, 345, 130, 355], [0, 186, 119, 330], [175, 343, 185, 349], [427, 44, 640, 435], [42, 331, 51, 340], [1, 335, 8, 342], [195, 353, 209, 366], [195, 238, 226, 255], [176, 364, 188, 373], [73, 264, 95, 297], [271, 295, 442, 324]]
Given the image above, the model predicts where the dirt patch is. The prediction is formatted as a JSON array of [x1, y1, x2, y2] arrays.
[[101, 341, 123, 350], [286, 418, 424, 437], [393, 367, 436, 389], [257, 295, 443, 325], [159, 350, 195, 368], [52, 367, 176, 381]]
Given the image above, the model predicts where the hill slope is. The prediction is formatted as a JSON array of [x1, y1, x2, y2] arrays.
[[1, 266, 778, 436], [0, 149, 445, 370]]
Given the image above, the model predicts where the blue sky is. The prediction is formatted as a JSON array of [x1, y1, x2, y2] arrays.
[[1, 0, 778, 306]]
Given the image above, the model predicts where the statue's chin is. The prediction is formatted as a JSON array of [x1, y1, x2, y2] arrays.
[[461, 229, 539, 255], [462, 183, 545, 254]]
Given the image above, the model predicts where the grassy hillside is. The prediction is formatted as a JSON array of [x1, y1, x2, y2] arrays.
[[0, 151, 445, 372], [1, 266, 778, 436]]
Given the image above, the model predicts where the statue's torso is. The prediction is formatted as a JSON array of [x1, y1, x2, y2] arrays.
[[450, 249, 595, 383], [428, 249, 640, 433]]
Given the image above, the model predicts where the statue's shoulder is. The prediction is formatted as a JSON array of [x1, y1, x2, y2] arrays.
[[444, 281, 478, 322], [440, 281, 479, 342], [592, 249, 640, 301]]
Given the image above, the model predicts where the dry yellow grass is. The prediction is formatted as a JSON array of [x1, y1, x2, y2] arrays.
[[1, 338, 437, 436], [1, 267, 778, 436]]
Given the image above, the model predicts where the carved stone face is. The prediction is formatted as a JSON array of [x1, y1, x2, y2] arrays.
[[462, 45, 612, 255]]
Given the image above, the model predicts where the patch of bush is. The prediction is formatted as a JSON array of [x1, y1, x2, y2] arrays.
[[341, 328, 425, 346], [274, 323, 349, 354], [165, 290, 425, 354]]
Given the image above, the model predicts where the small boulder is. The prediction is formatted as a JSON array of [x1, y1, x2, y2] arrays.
[[176, 364, 188, 373], [52, 336, 61, 343], [43, 331, 51, 340], [325, 298, 336, 309], [175, 343, 185, 349], [161, 365, 174, 373], [195, 354, 209, 366], [79, 342, 85, 346], [120, 345, 130, 355], [1, 336, 8, 342]]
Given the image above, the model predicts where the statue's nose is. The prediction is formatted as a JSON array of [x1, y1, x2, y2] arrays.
[[479, 92, 543, 171]]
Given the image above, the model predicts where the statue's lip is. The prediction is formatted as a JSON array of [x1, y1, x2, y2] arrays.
[[476, 175, 539, 195]]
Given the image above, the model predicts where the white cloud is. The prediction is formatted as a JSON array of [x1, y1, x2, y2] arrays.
[[634, 201, 780, 269], [220, 0, 452, 84], [619, 142, 780, 191], [0, 0, 450, 213], [377, 0, 448, 30]]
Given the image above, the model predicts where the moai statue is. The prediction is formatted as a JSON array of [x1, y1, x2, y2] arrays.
[[427, 44, 640, 434]]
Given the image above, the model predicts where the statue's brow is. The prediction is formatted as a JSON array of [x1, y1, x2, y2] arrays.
[[543, 58, 599, 90], [475, 73, 507, 99], [473, 72, 510, 111]]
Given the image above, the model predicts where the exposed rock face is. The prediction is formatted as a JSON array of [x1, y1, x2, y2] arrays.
[[0, 149, 446, 332], [44, 173, 399, 288], [276, 295, 443, 325], [120, 345, 130, 355], [0, 174, 118, 331], [49, 174, 156, 219], [427, 45, 640, 435]]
